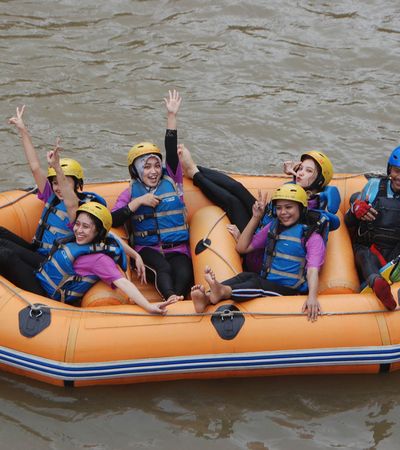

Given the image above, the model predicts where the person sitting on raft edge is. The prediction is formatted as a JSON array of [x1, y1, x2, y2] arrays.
[[177, 144, 340, 274], [3, 105, 105, 256], [111, 90, 193, 303], [345, 145, 400, 311], [0, 146, 177, 314], [191, 183, 327, 322]]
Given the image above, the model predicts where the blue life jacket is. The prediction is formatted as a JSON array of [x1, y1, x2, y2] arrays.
[[33, 191, 106, 255], [259, 211, 327, 293], [357, 177, 400, 250], [260, 221, 309, 293], [130, 174, 189, 247], [260, 185, 341, 233], [316, 185, 341, 214], [36, 233, 126, 304]]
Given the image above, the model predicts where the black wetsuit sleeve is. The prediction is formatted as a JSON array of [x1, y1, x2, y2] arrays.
[[111, 207, 132, 228], [165, 129, 179, 175], [344, 208, 359, 229]]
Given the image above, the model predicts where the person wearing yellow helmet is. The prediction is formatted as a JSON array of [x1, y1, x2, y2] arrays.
[[3, 105, 105, 256], [0, 197, 175, 314], [112, 90, 193, 303], [191, 184, 326, 322], [178, 144, 340, 274]]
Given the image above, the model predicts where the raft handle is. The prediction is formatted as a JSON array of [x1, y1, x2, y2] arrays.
[[19, 303, 51, 338], [211, 304, 245, 340]]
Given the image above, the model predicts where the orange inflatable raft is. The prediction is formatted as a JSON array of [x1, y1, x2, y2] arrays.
[[1, 174, 400, 388]]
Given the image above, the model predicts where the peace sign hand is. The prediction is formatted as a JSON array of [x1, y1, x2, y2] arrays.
[[8, 105, 26, 131]]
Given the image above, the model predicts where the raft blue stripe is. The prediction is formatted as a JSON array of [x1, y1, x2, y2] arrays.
[[1, 346, 400, 380]]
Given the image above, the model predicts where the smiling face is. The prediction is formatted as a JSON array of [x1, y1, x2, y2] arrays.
[[389, 166, 400, 193], [50, 176, 76, 200], [275, 199, 301, 227], [73, 212, 97, 245], [295, 157, 318, 190], [142, 156, 162, 188]]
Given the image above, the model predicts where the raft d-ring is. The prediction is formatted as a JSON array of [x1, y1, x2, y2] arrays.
[[29, 305, 43, 319], [220, 309, 235, 321]]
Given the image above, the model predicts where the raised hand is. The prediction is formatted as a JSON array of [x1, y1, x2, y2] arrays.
[[252, 189, 268, 220], [164, 89, 182, 115], [46, 137, 62, 169], [283, 160, 301, 176], [8, 105, 26, 131]]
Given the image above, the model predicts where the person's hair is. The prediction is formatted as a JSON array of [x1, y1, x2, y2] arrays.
[[49, 176, 83, 192], [76, 211, 107, 243]]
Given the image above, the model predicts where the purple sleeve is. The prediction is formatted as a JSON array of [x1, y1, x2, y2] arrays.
[[166, 163, 184, 200], [37, 179, 53, 203], [250, 223, 271, 250], [112, 188, 131, 212], [73, 254, 125, 287], [305, 233, 326, 269]]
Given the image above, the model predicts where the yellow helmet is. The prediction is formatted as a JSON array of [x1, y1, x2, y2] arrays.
[[271, 183, 308, 207], [301, 151, 333, 188], [47, 158, 84, 181], [76, 202, 112, 233], [127, 142, 162, 167]]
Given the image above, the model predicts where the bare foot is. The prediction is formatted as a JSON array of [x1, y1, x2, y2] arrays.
[[191, 284, 210, 313], [177, 144, 199, 179], [204, 266, 231, 304]]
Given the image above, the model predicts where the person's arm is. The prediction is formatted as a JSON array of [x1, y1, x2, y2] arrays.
[[302, 267, 321, 322], [47, 143, 79, 221], [111, 191, 160, 227], [113, 277, 177, 314], [236, 190, 267, 254], [8, 105, 48, 193], [301, 232, 325, 321], [109, 232, 147, 284], [164, 90, 182, 174]]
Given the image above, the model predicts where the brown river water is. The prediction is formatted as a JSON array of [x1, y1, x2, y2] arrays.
[[1, 1, 400, 448]]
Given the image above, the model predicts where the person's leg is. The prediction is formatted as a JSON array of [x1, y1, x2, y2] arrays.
[[178, 146, 255, 231], [0, 247, 46, 295], [0, 226, 36, 250], [0, 238, 45, 268], [354, 244, 382, 283], [139, 247, 175, 300], [354, 243, 396, 310], [198, 166, 256, 215], [220, 272, 295, 301], [192, 171, 252, 231], [165, 252, 194, 298]]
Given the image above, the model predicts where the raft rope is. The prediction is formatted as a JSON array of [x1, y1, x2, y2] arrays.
[[200, 211, 240, 276], [0, 188, 37, 209], [0, 172, 392, 317], [0, 278, 397, 319]]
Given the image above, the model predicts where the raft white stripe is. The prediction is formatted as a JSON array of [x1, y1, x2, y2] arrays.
[[1, 345, 400, 381]]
